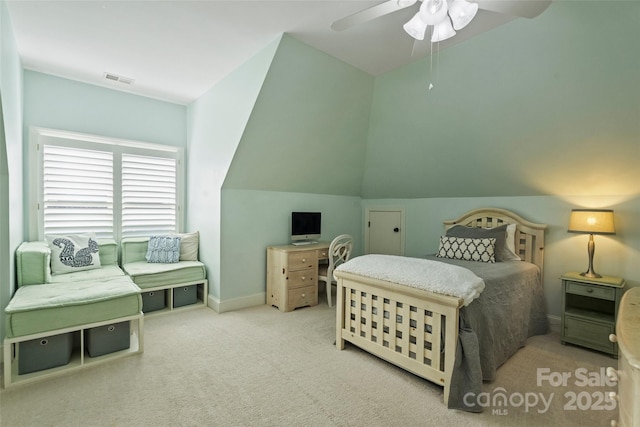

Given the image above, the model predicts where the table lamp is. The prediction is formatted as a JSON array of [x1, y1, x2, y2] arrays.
[[567, 209, 615, 278]]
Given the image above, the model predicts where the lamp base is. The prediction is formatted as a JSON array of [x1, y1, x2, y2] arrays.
[[580, 271, 602, 279]]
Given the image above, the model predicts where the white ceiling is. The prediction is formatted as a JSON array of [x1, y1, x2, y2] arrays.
[[6, 0, 528, 105]]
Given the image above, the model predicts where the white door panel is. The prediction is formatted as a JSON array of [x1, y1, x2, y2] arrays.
[[366, 209, 404, 255]]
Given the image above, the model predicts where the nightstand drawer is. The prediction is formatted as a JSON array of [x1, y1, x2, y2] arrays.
[[564, 315, 615, 353], [566, 281, 615, 301]]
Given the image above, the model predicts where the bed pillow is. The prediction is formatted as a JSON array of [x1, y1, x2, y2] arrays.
[[436, 236, 496, 263], [46, 233, 101, 275], [171, 231, 199, 261], [146, 236, 181, 263], [503, 223, 521, 261], [446, 224, 508, 262]]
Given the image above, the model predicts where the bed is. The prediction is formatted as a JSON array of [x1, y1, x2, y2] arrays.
[[333, 208, 548, 412]]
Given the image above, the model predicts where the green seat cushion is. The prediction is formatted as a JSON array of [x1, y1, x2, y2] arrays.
[[5, 277, 142, 338], [122, 261, 206, 289]]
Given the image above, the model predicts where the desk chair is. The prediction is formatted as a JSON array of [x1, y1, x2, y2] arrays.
[[318, 234, 353, 307]]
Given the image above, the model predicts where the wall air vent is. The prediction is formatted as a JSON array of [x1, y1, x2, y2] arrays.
[[103, 72, 134, 85]]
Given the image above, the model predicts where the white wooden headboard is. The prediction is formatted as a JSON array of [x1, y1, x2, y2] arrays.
[[443, 208, 547, 275]]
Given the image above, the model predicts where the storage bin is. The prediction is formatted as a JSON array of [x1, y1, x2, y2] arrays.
[[173, 285, 197, 307], [141, 290, 166, 312], [19, 332, 73, 374], [85, 321, 130, 357]]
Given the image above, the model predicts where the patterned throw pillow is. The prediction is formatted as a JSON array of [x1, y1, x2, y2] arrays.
[[46, 233, 102, 275], [146, 236, 182, 263], [445, 224, 507, 262], [436, 236, 496, 263]]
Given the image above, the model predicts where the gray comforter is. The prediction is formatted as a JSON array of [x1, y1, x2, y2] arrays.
[[423, 256, 549, 412]]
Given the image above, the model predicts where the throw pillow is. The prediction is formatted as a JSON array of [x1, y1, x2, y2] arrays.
[[503, 223, 521, 261], [446, 224, 508, 262], [146, 236, 181, 263], [436, 236, 496, 263], [171, 231, 199, 261], [46, 233, 102, 275]]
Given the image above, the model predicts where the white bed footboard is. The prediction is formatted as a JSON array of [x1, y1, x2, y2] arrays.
[[335, 270, 462, 404]]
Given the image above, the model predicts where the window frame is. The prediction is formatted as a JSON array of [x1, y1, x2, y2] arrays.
[[29, 127, 185, 241]]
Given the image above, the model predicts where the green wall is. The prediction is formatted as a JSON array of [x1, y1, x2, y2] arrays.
[[363, 1, 640, 199], [22, 71, 188, 240], [0, 0, 24, 347], [223, 35, 374, 196], [220, 190, 362, 306], [186, 35, 282, 305], [188, 34, 373, 309], [362, 195, 640, 318]]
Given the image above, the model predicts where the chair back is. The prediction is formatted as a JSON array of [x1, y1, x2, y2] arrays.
[[328, 234, 353, 281]]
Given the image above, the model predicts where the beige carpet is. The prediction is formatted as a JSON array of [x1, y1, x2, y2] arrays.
[[0, 299, 619, 426]]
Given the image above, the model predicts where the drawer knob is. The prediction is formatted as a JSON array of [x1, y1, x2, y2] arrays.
[[301, 276, 306, 280], [606, 367, 619, 382], [586, 288, 593, 293], [301, 293, 306, 297], [609, 334, 617, 343], [611, 421, 618, 427], [302, 258, 307, 262]]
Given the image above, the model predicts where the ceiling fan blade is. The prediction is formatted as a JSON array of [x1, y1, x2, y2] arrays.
[[477, 0, 552, 19], [331, 0, 418, 32]]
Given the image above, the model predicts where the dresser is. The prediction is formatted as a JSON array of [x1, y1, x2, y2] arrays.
[[266, 243, 329, 312], [611, 287, 640, 427], [560, 272, 625, 356]]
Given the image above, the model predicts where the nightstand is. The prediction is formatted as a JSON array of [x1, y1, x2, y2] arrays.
[[561, 272, 625, 356]]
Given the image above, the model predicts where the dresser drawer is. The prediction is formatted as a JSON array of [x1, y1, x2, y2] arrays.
[[287, 269, 316, 288], [566, 281, 615, 301], [288, 251, 316, 270], [317, 248, 329, 261], [287, 285, 317, 310], [564, 315, 615, 353]]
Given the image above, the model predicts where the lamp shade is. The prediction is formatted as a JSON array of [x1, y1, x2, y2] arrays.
[[568, 209, 615, 235], [448, 0, 478, 30], [431, 17, 456, 42], [403, 12, 429, 40], [418, 0, 450, 25]]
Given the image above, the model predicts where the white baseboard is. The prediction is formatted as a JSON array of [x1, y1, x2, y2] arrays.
[[547, 314, 561, 334], [208, 292, 266, 313]]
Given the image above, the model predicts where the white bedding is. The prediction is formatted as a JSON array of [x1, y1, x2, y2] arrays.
[[335, 254, 485, 306]]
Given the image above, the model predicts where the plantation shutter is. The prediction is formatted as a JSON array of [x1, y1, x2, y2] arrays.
[[121, 153, 177, 238], [42, 145, 114, 237]]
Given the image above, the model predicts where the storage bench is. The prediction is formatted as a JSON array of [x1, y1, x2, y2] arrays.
[[4, 276, 144, 387], [121, 236, 208, 315]]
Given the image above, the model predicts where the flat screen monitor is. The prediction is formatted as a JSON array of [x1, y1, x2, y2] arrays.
[[291, 212, 321, 242]]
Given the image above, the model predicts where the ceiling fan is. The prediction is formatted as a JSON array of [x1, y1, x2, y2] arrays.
[[331, 0, 552, 41]]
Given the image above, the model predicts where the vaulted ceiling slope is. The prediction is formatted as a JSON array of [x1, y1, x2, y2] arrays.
[[360, 0, 639, 199], [222, 35, 374, 197], [217, 2, 639, 199]]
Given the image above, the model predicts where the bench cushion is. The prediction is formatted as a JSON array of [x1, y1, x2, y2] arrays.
[[122, 261, 206, 289], [5, 277, 142, 338]]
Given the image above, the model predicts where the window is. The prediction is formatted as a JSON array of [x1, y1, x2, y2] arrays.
[[31, 128, 183, 241]]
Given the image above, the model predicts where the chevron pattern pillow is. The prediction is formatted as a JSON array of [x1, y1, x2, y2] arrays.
[[436, 236, 496, 263], [146, 236, 182, 263]]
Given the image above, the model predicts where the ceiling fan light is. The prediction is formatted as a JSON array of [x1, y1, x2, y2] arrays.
[[403, 12, 428, 40], [418, 0, 450, 25], [431, 17, 456, 42], [448, 0, 479, 30]]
